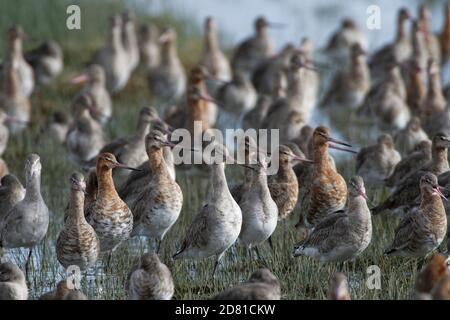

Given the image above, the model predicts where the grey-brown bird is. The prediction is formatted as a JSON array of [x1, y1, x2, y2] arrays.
[[373, 133, 450, 215], [138, 24, 160, 71], [126, 253, 174, 300], [56, 172, 99, 270], [127, 130, 183, 253], [356, 134, 401, 187], [0, 174, 25, 220], [86, 153, 139, 253], [293, 176, 372, 263], [39, 280, 87, 300], [385, 140, 432, 189], [25, 40, 63, 86], [213, 268, 281, 300], [0, 261, 27, 300], [384, 173, 447, 257], [328, 272, 351, 300], [415, 253, 448, 299], [394, 117, 429, 157], [231, 16, 274, 77]]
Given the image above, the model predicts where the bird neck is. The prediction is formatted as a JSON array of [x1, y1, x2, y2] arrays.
[[431, 147, 449, 173], [313, 143, 333, 173], [443, 10, 450, 51], [67, 189, 86, 223], [204, 28, 219, 53], [277, 161, 296, 182], [410, 72, 426, 100], [161, 41, 176, 65], [208, 163, 230, 201], [186, 98, 209, 134], [396, 18, 408, 42], [347, 195, 370, 222], [8, 38, 23, 60], [350, 56, 368, 79], [96, 166, 119, 198], [123, 24, 137, 49], [25, 173, 41, 201], [109, 28, 123, 52], [427, 74, 444, 100], [421, 191, 445, 217], [287, 69, 304, 97], [252, 169, 270, 194], [134, 120, 150, 140], [4, 67, 19, 96], [147, 146, 169, 179], [256, 27, 268, 39]]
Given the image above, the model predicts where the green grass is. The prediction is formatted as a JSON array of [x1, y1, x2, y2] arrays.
[[0, 0, 440, 300]]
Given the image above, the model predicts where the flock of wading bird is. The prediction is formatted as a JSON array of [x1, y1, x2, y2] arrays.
[[1, 3, 450, 300]]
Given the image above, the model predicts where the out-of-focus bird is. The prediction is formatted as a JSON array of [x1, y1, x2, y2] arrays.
[[0, 61, 31, 134], [121, 10, 139, 74], [213, 268, 281, 300], [369, 8, 412, 81], [394, 117, 429, 156], [356, 134, 401, 187], [0, 261, 28, 300], [231, 16, 274, 77], [321, 43, 370, 109], [39, 280, 87, 300], [126, 253, 174, 300], [328, 272, 351, 300], [66, 94, 106, 163], [385, 140, 431, 189], [70, 64, 112, 125], [148, 28, 186, 105], [138, 24, 160, 71], [324, 18, 367, 62], [92, 15, 130, 93], [25, 40, 63, 86], [415, 253, 448, 300], [198, 17, 231, 96], [1, 25, 34, 97]]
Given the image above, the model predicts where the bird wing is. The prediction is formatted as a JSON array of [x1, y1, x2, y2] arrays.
[[118, 163, 150, 200], [389, 209, 417, 251], [175, 204, 210, 256], [301, 211, 348, 248]]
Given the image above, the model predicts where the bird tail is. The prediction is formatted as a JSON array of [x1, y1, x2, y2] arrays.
[[172, 242, 187, 261], [292, 243, 306, 258]]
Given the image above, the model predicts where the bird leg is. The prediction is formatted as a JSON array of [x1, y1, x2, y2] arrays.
[[25, 248, 33, 281], [267, 236, 275, 253], [212, 252, 225, 279]]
